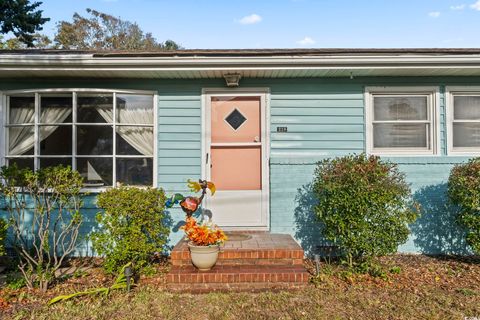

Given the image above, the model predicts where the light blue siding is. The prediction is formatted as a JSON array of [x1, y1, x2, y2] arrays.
[[2, 77, 480, 255]]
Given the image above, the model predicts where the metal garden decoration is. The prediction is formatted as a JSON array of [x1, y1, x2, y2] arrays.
[[166, 179, 227, 271], [165, 179, 216, 217]]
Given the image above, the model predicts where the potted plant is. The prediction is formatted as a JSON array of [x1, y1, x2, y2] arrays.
[[182, 216, 227, 270], [166, 179, 227, 271]]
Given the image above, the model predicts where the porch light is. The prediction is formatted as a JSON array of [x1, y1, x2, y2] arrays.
[[223, 73, 242, 87]]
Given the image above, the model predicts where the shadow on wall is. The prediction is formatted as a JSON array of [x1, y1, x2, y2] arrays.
[[293, 182, 325, 257], [293, 181, 471, 257], [411, 183, 470, 255]]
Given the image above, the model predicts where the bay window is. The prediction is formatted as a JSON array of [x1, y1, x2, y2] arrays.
[[4, 90, 155, 187], [366, 87, 438, 155]]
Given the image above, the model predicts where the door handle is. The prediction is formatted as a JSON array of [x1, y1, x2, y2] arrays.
[[206, 153, 209, 164]]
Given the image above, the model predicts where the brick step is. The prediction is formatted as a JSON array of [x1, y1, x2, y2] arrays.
[[171, 249, 303, 266], [167, 265, 310, 284]]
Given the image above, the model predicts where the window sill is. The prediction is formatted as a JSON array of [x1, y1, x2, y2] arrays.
[[369, 150, 437, 157]]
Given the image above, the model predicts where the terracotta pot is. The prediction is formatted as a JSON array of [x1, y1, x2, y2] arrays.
[[188, 242, 220, 271]]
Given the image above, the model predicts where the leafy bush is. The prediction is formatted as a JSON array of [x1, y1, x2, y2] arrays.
[[313, 154, 419, 267], [448, 158, 480, 254], [92, 186, 169, 274], [0, 218, 7, 257], [0, 164, 84, 291]]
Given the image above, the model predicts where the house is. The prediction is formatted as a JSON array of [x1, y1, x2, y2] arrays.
[[1, 48, 479, 256]]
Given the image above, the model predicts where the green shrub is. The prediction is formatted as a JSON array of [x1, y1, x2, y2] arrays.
[[0, 217, 7, 257], [0, 164, 84, 291], [313, 154, 419, 267], [448, 158, 480, 254], [92, 186, 169, 274]]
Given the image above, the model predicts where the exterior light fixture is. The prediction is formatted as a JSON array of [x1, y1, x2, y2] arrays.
[[223, 73, 242, 87], [124, 265, 133, 292], [314, 254, 320, 275]]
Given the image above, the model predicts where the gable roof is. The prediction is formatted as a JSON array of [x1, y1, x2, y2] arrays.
[[1, 48, 480, 78]]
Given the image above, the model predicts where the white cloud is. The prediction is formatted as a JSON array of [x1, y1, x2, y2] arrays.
[[297, 36, 316, 45], [428, 11, 441, 17], [450, 4, 466, 10], [238, 14, 262, 25], [471, 0, 480, 10]]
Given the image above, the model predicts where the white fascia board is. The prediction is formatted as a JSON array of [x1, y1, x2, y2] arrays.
[[2, 54, 480, 67], [2, 54, 480, 77]]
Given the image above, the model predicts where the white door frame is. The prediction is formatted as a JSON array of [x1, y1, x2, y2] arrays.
[[201, 88, 270, 230]]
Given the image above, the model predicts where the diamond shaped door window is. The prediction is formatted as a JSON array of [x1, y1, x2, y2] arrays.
[[225, 108, 247, 130]]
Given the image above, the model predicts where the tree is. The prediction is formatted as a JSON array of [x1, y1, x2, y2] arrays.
[[0, 33, 51, 49], [0, 0, 50, 47], [54, 8, 181, 50], [0, 165, 84, 291]]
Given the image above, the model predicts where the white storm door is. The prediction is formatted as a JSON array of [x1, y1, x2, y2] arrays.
[[204, 93, 268, 228]]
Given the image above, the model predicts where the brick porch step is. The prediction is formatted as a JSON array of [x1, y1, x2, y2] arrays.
[[166, 265, 309, 293], [171, 233, 304, 267], [167, 233, 311, 292]]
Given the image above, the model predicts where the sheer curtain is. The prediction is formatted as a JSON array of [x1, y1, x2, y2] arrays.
[[8, 107, 35, 155], [372, 97, 429, 149], [96, 107, 153, 156], [8, 107, 72, 155], [453, 96, 480, 147]]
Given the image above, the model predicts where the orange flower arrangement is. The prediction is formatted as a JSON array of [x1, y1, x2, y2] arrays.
[[181, 217, 227, 246]]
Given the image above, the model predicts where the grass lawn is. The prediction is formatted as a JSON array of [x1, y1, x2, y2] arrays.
[[1, 255, 479, 320]]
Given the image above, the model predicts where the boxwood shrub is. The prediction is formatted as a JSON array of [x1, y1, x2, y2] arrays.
[[448, 158, 480, 254], [91, 186, 169, 274], [313, 154, 419, 267]]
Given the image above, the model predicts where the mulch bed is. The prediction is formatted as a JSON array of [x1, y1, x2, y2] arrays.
[[1, 254, 479, 318]]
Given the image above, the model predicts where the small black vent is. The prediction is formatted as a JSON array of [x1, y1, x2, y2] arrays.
[[225, 108, 247, 130]]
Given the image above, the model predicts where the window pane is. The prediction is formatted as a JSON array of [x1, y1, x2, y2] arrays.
[[77, 94, 113, 123], [40, 125, 72, 155], [40, 94, 72, 123], [453, 96, 480, 120], [9, 96, 35, 124], [40, 157, 71, 168], [116, 158, 153, 186], [373, 123, 429, 148], [116, 94, 153, 124], [116, 126, 153, 156], [77, 157, 113, 187], [8, 126, 34, 155], [374, 96, 428, 121], [8, 158, 34, 171], [453, 123, 480, 148], [77, 125, 113, 155]]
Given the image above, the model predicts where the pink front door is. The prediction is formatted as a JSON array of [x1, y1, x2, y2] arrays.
[[205, 94, 268, 228]]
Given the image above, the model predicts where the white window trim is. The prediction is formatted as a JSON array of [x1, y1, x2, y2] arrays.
[[446, 86, 480, 156], [0, 88, 158, 191], [365, 86, 440, 156]]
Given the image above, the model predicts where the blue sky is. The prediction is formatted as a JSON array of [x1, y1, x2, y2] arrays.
[[38, 0, 480, 48]]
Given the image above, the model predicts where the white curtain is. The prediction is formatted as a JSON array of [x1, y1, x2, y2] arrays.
[[9, 107, 72, 155], [96, 107, 153, 156], [9, 107, 35, 155]]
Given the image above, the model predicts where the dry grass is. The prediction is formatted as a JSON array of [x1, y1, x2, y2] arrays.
[[2, 255, 480, 320]]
